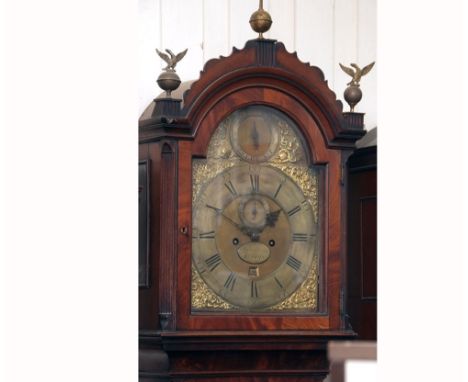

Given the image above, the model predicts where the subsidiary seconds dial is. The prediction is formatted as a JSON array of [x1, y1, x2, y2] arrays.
[[192, 165, 317, 310]]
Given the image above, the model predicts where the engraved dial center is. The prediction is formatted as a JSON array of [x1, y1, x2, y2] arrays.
[[215, 191, 290, 279]]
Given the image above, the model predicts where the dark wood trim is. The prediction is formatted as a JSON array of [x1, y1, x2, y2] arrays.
[[346, 146, 377, 340], [359, 196, 377, 301], [158, 141, 178, 330], [139, 159, 151, 289], [140, 330, 356, 351], [348, 146, 377, 173], [139, 143, 161, 330]]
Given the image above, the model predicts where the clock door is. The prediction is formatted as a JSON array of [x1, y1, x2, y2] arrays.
[[175, 79, 345, 331]]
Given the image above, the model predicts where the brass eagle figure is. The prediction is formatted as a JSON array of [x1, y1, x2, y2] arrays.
[[339, 62, 375, 86], [156, 48, 188, 71]]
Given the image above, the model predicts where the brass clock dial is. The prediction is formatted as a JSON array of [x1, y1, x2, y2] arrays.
[[192, 105, 320, 312], [193, 165, 316, 310]]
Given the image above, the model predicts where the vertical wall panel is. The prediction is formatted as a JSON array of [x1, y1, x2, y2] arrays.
[[161, 0, 203, 84], [138, 0, 376, 130], [334, 0, 358, 106], [138, 0, 160, 115], [266, 0, 295, 51], [203, 0, 230, 63], [357, 0, 377, 129], [295, 0, 334, 87], [229, 0, 256, 49]]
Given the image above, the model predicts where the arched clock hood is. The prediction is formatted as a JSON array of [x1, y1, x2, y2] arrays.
[[139, 39, 366, 149]]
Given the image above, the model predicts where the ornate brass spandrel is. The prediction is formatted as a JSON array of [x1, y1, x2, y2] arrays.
[[191, 265, 235, 310], [269, 120, 305, 165], [270, 164, 319, 224], [205, 121, 238, 160], [192, 160, 238, 204], [269, 255, 319, 311]]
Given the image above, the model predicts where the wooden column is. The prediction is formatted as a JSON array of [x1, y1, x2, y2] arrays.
[[159, 141, 178, 330]]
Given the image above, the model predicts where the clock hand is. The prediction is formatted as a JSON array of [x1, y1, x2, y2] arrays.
[[251, 121, 260, 150], [220, 212, 264, 242], [220, 212, 241, 228], [220, 213, 252, 238]]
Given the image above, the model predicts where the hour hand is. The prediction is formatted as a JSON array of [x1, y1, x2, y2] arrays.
[[221, 212, 240, 228], [221, 213, 251, 237], [221, 213, 264, 241]]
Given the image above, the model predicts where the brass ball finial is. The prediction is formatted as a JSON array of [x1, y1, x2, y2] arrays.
[[157, 70, 181, 98], [249, 0, 272, 39], [343, 86, 363, 112]]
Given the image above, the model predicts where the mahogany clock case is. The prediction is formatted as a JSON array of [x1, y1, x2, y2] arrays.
[[138, 39, 366, 381]]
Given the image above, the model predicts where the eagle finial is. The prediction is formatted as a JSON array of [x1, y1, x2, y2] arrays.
[[339, 61, 375, 112], [339, 62, 375, 86], [155, 48, 188, 97], [156, 48, 188, 71]]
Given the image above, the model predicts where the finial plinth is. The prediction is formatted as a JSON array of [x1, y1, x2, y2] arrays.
[[249, 0, 272, 39], [155, 48, 188, 98]]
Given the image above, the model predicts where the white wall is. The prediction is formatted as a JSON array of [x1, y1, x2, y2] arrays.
[[139, 0, 376, 129]]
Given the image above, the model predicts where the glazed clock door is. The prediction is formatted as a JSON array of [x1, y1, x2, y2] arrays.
[[191, 105, 322, 313]]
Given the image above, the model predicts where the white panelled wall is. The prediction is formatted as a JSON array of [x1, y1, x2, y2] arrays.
[[139, 0, 376, 130]]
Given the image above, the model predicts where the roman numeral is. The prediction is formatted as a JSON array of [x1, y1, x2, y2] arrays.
[[273, 179, 285, 198], [206, 204, 222, 214], [224, 180, 237, 196], [224, 272, 236, 291], [274, 276, 284, 290], [287, 205, 301, 217], [205, 254, 221, 271], [292, 233, 308, 242], [250, 174, 260, 193], [286, 255, 302, 271], [199, 231, 215, 239], [251, 280, 259, 298]]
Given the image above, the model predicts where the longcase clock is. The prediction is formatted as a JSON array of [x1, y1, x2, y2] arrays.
[[139, 34, 366, 381]]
